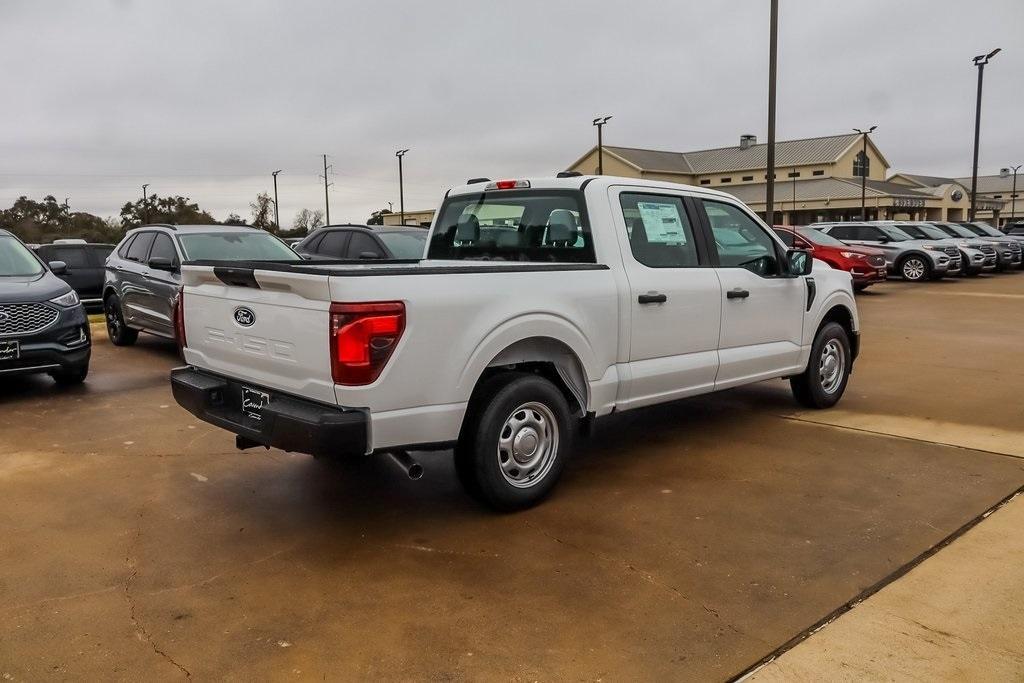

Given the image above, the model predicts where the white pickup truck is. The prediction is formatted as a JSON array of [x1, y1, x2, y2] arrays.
[[171, 175, 859, 510]]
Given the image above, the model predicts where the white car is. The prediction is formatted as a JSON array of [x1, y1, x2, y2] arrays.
[[171, 176, 859, 510]]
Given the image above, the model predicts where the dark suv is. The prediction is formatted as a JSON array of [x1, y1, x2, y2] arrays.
[[104, 224, 299, 345], [294, 225, 427, 260], [34, 241, 115, 311], [0, 229, 91, 384]]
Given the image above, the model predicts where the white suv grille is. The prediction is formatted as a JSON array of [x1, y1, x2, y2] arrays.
[[0, 303, 59, 336]]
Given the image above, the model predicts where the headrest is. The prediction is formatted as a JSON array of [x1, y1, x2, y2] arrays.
[[455, 214, 480, 242], [630, 217, 649, 244], [546, 209, 577, 244]]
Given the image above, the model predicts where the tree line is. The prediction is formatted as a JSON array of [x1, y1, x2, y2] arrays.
[[0, 193, 329, 244]]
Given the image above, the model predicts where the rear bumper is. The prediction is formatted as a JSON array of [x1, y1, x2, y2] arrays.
[[170, 366, 369, 457]]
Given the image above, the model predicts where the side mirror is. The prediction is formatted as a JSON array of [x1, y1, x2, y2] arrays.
[[48, 260, 68, 275], [148, 256, 179, 272], [358, 251, 383, 260], [786, 248, 813, 276], [875, 235, 890, 243]]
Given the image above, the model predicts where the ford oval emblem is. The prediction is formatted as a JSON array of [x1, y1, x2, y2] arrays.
[[233, 307, 255, 327]]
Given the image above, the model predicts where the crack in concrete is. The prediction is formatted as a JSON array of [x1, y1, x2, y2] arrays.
[[123, 503, 192, 679]]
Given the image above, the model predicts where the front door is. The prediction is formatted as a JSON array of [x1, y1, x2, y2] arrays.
[[610, 188, 722, 409], [697, 199, 806, 389]]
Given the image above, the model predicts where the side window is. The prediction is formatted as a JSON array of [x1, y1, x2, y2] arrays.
[[51, 247, 90, 268], [862, 227, 885, 241], [301, 233, 325, 253], [149, 233, 178, 265], [348, 232, 386, 259], [773, 229, 795, 247], [702, 200, 780, 275], [117, 235, 137, 258], [125, 232, 155, 262], [829, 225, 855, 240], [618, 193, 700, 268], [317, 231, 349, 258]]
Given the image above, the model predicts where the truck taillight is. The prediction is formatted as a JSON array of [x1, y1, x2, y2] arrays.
[[485, 179, 530, 190], [173, 287, 186, 355], [329, 302, 405, 385]]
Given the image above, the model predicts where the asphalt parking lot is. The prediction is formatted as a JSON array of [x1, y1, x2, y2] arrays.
[[2, 273, 1023, 681]]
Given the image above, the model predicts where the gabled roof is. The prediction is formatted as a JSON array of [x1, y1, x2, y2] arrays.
[[953, 175, 1021, 193], [578, 133, 886, 177], [720, 177, 932, 205], [890, 173, 957, 188]]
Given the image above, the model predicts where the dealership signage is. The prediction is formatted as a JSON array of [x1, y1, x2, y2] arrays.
[[893, 197, 926, 208]]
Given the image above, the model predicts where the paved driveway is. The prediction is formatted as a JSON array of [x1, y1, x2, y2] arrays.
[[2, 273, 1022, 680]]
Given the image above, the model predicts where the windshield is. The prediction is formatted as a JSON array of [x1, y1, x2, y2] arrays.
[[894, 224, 935, 240], [965, 222, 1002, 237], [427, 190, 594, 263], [795, 228, 846, 247], [378, 231, 427, 259], [178, 232, 301, 261], [0, 235, 45, 277], [881, 226, 915, 242], [1010, 226, 1024, 236]]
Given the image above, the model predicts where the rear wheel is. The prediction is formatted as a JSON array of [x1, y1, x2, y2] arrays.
[[899, 255, 930, 282], [455, 373, 573, 511], [105, 294, 138, 346], [790, 322, 851, 409]]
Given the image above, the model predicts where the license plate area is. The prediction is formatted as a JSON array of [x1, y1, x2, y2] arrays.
[[241, 386, 270, 421], [0, 340, 19, 361]]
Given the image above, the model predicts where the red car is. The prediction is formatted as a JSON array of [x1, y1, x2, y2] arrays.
[[773, 226, 887, 291]]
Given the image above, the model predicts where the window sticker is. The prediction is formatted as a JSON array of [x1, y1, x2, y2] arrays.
[[637, 201, 687, 244]]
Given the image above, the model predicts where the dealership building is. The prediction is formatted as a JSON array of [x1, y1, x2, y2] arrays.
[[567, 133, 1007, 226]]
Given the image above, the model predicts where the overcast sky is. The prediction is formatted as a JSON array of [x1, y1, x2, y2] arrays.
[[1, 0, 1021, 226]]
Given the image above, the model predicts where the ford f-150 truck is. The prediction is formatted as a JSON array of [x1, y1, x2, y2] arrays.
[[171, 176, 859, 510]]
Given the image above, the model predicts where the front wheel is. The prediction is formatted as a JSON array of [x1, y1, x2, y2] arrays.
[[455, 373, 574, 511], [790, 322, 852, 409], [50, 363, 89, 386], [899, 255, 930, 282]]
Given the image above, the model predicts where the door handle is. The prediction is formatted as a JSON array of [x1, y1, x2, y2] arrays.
[[727, 288, 750, 300], [638, 292, 668, 304]]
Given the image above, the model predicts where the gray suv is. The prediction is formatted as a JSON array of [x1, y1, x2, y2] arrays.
[[955, 222, 1022, 270], [809, 222, 960, 282], [103, 224, 299, 345]]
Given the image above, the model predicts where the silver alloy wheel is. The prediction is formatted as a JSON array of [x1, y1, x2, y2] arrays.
[[497, 401, 559, 488], [819, 339, 846, 395], [902, 258, 926, 280]]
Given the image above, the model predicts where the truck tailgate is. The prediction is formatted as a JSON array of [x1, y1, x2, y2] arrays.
[[180, 266, 338, 405]]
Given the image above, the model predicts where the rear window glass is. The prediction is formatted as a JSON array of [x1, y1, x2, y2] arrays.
[[427, 190, 594, 263], [125, 232, 156, 262], [178, 232, 301, 262], [50, 247, 91, 267], [378, 231, 427, 259]]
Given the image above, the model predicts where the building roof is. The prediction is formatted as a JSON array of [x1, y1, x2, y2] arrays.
[[890, 173, 957, 188], [720, 177, 932, 205], [595, 133, 878, 176], [953, 174, 1022, 194]]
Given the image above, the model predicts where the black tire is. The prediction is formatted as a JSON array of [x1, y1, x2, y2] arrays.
[[898, 254, 930, 282], [50, 363, 89, 386], [790, 322, 852, 409], [455, 372, 574, 511], [104, 294, 138, 346]]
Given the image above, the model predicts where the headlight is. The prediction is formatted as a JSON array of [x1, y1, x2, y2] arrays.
[[840, 251, 865, 259], [49, 290, 80, 307]]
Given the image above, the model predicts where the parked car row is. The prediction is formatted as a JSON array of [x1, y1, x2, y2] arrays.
[[800, 221, 1021, 284]]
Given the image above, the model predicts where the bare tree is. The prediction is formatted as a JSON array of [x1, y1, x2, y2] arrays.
[[293, 208, 326, 233], [250, 192, 275, 231]]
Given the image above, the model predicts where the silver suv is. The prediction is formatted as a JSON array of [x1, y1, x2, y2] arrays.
[[955, 222, 1022, 270], [883, 222, 993, 276], [809, 222, 959, 282], [103, 224, 299, 345]]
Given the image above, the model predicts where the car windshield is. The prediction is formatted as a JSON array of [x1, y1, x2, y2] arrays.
[[178, 232, 301, 261], [795, 228, 846, 247], [915, 224, 952, 240], [934, 223, 974, 239], [894, 225, 931, 240], [881, 226, 915, 241], [966, 222, 1002, 237], [0, 235, 45, 277], [1010, 226, 1024, 236], [427, 189, 594, 263], [378, 231, 427, 259]]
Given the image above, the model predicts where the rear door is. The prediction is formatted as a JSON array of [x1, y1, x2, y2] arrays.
[[697, 198, 805, 388], [609, 187, 722, 409], [138, 232, 182, 336], [118, 231, 156, 327]]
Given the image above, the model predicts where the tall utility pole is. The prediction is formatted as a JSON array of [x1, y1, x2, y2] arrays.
[[1002, 165, 1021, 223], [970, 48, 1000, 221], [321, 154, 332, 225], [396, 149, 409, 225], [854, 126, 877, 220], [592, 116, 612, 174], [142, 184, 150, 224], [271, 170, 282, 230], [765, 0, 778, 226]]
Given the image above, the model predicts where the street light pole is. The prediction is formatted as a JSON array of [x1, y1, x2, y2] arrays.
[[1001, 165, 1021, 224], [271, 170, 282, 230], [765, 0, 778, 225], [853, 126, 877, 220], [142, 183, 150, 224], [970, 48, 1000, 221], [396, 149, 409, 225], [321, 154, 332, 225], [592, 116, 611, 174]]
